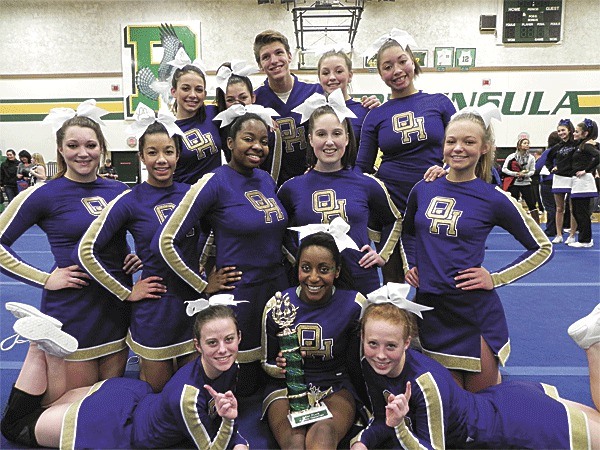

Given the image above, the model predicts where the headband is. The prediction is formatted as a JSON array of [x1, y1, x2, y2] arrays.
[[126, 103, 184, 139], [361, 28, 418, 59], [292, 88, 357, 124], [213, 103, 279, 128], [184, 294, 249, 317], [450, 103, 502, 129], [42, 99, 108, 134], [289, 217, 359, 252], [215, 60, 259, 93], [366, 283, 433, 319]]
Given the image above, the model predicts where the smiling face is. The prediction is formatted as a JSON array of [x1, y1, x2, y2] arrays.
[[227, 118, 269, 175], [363, 317, 410, 378], [59, 125, 103, 182], [298, 245, 340, 304], [309, 112, 348, 172], [556, 125, 571, 142], [258, 41, 293, 84], [378, 45, 416, 98], [140, 132, 178, 188], [573, 126, 587, 141], [171, 71, 206, 119], [318, 55, 353, 97], [225, 81, 255, 109], [444, 119, 489, 181], [195, 317, 240, 380]]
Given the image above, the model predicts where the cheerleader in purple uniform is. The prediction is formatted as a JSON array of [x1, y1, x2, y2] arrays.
[[278, 94, 403, 295], [1, 304, 249, 450], [78, 105, 230, 392], [403, 106, 553, 392], [355, 30, 456, 283], [0, 101, 137, 400], [157, 110, 288, 396], [169, 49, 224, 184], [351, 296, 600, 450], [261, 232, 366, 449]]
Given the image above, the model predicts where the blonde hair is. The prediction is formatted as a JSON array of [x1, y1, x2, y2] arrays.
[[55, 116, 107, 179], [32, 153, 46, 168]]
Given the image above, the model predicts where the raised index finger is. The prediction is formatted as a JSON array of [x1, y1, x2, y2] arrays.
[[204, 384, 219, 398]]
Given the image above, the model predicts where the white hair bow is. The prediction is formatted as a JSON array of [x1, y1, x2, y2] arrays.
[[215, 60, 259, 93], [42, 99, 108, 134], [361, 28, 418, 59], [292, 88, 357, 124], [451, 103, 502, 129], [366, 283, 433, 319], [289, 217, 359, 252], [126, 103, 184, 139], [185, 294, 249, 317], [168, 47, 208, 75], [214, 103, 279, 128]]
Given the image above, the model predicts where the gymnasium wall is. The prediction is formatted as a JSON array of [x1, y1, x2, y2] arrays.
[[1, 0, 598, 161]]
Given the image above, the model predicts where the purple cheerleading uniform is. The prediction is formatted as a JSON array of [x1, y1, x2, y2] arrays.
[[174, 104, 223, 185], [277, 168, 403, 295], [61, 358, 247, 449], [0, 177, 131, 360], [346, 97, 368, 147], [354, 349, 589, 449], [77, 182, 198, 360], [356, 91, 455, 212], [157, 165, 289, 367], [403, 177, 553, 371], [254, 74, 322, 185], [260, 287, 366, 417]]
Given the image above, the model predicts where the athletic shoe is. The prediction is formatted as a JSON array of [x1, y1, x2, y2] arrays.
[[565, 235, 577, 244], [5, 302, 62, 328], [568, 240, 594, 248], [13, 317, 78, 358], [568, 304, 600, 349], [552, 236, 563, 244]]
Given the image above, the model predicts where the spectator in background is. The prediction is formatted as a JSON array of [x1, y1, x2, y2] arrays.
[[30, 153, 47, 185], [535, 131, 562, 238], [16, 150, 33, 192], [98, 159, 118, 180], [502, 138, 540, 224], [0, 149, 19, 203], [531, 149, 545, 217]]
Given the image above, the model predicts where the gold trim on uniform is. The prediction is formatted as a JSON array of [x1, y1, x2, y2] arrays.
[[496, 339, 511, 366], [237, 346, 262, 364], [270, 128, 283, 183], [491, 188, 553, 288], [126, 330, 196, 361], [261, 388, 288, 419], [60, 381, 106, 450], [541, 383, 591, 450], [181, 384, 235, 449], [421, 348, 481, 372], [416, 372, 445, 450], [65, 338, 127, 362], [159, 174, 213, 293]]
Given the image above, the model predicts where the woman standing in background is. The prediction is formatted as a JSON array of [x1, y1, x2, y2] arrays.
[[502, 137, 540, 224]]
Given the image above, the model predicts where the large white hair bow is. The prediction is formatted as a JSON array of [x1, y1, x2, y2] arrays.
[[184, 294, 249, 317], [126, 103, 184, 139], [168, 47, 207, 74], [214, 103, 279, 128], [215, 60, 259, 93], [42, 99, 108, 134], [289, 217, 359, 252], [451, 103, 502, 129], [361, 28, 418, 59], [366, 283, 433, 319], [292, 88, 357, 124]]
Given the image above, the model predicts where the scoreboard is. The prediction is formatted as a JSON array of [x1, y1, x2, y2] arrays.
[[502, 0, 562, 44]]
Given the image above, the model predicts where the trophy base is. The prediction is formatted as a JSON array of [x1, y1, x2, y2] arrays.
[[287, 404, 333, 428]]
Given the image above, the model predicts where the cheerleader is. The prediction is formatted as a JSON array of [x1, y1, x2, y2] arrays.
[[261, 232, 366, 449], [77, 104, 222, 392], [0, 100, 136, 401], [403, 105, 552, 392], [169, 48, 223, 184], [568, 119, 600, 248], [1, 304, 248, 450], [278, 91, 404, 295], [157, 109, 288, 397], [351, 292, 600, 450]]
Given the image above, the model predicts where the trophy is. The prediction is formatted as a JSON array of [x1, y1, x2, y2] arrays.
[[271, 292, 332, 428]]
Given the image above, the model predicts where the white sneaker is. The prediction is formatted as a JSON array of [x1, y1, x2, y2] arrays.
[[5, 302, 62, 328], [13, 317, 78, 358], [568, 240, 594, 248], [568, 304, 600, 349], [552, 236, 563, 244], [565, 235, 577, 244]]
